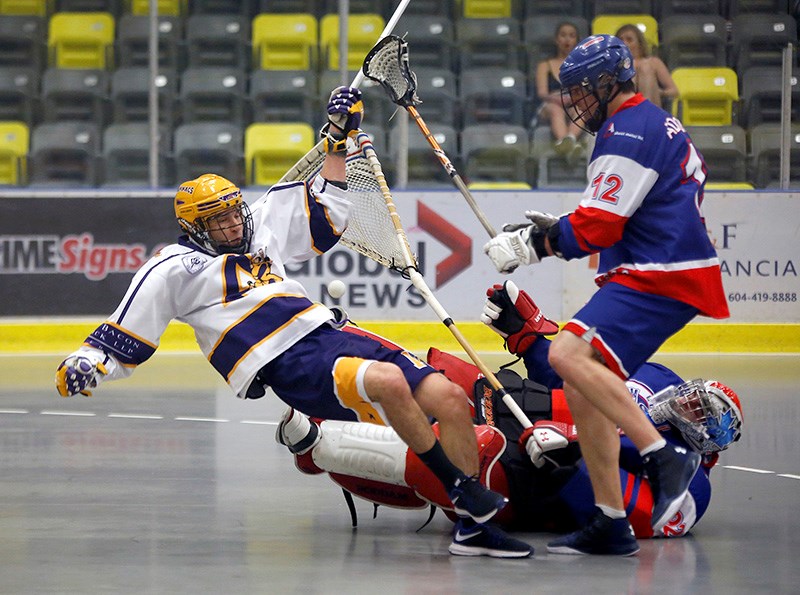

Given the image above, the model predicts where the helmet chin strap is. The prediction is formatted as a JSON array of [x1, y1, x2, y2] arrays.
[[587, 79, 622, 133]]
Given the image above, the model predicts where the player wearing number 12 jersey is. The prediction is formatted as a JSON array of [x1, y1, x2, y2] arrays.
[[483, 35, 729, 556]]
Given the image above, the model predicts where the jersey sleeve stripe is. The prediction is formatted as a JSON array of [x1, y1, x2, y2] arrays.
[[84, 321, 157, 366], [307, 177, 347, 255], [583, 155, 658, 218], [567, 207, 628, 254]]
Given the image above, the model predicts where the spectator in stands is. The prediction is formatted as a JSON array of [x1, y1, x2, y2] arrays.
[[535, 21, 586, 163], [615, 24, 678, 110]]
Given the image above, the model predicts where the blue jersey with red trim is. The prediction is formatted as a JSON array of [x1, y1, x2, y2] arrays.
[[522, 338, 713, 537], [557, 94, 729, 319]]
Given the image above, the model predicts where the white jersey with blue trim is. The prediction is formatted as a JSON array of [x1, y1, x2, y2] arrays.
[[68, 175, 351, 397]]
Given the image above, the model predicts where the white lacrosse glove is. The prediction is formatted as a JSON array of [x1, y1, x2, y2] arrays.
[[55, 354, 108, 397], [483, 227, 539, 274], [519, 421, 578, 468], [522, 210, 560, 230]]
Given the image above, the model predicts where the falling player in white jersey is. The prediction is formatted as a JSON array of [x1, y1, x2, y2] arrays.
[[54, 86, 530, 558]]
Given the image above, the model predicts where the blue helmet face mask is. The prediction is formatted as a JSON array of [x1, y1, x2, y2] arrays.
[[559, 34, 636, 134]]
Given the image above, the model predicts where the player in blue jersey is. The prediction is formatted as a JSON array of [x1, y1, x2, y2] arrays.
[[54, 87, 529, 558], [483, 35, 730, 555], [278, 282, 742, 544]]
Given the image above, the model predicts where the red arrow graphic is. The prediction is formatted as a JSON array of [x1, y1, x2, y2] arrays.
[[417, 202, 472, 288]]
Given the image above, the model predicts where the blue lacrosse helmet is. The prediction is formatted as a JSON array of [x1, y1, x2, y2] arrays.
[[559, 34, 636, 133]]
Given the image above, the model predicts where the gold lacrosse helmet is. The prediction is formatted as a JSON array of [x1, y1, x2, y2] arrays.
[[174, 173, 253, 255]]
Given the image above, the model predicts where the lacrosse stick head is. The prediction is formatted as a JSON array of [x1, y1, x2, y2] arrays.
[[362, 34, 421, 108]]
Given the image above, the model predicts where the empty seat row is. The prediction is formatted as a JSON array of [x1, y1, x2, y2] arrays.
[[1, 119, 796, 190], [1, 0, 792, 19], [4, 9, 797, 76], [2, 61, 796, 141], [0, 65, 535, 129], [458, 0, 795, 20], [0, 11, 386, 72], [0, 0, 435, 20]]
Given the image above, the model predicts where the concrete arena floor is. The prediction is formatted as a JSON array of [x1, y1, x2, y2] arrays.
[[1, 352, 798, 594]]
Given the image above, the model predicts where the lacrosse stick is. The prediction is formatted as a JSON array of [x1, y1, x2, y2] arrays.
[[279, 0, 411, 185], [283, 130, 533, 431], [362, 35, 498, 239]]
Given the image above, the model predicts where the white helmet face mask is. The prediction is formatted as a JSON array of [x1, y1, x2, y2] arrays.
[[649, 379, 743, 454]]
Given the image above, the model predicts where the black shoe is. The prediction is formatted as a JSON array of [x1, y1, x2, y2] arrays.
[[448, 476, 508, 524], [449, 520, 532, 558], [547, 508, 639, 556], [643, 444, 702, 531]]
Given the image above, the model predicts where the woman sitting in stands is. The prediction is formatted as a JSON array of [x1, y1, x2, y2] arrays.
[[615, 24, 679, 110]]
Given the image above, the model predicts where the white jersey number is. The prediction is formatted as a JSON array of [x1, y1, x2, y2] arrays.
[[681, 140, 707, 212]]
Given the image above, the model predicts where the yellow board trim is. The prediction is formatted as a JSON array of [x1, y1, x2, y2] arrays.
[[0, 320, 798, 354]]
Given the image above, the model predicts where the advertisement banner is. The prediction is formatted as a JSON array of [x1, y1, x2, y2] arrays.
[[0, 195, 175, 315], [1, 191, 797, 322], [562, 192, 800, 322], [282, 190, 565, 321], [705, 194, 799, 322]]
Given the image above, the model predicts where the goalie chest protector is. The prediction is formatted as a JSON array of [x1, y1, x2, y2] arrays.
[[473, 369, 551, 443]]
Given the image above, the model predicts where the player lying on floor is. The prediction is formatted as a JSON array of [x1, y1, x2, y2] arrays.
[[276, 281, 743, 552]]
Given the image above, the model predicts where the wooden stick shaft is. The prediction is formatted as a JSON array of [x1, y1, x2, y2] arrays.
[[407, 105, 497, 238], [360, 141, 533, 430]]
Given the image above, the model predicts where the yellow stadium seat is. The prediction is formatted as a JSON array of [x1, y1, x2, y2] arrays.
[[672, 67, 739, 126], [592, 14, 659, 51], [463, 0, 511, 18], [0, 0, 49, 15], [48, 12, 115, 69], [129, 0, 185, 15], [245, 122, 315, 187], [0, 121, 29, 185], [320, 13, 384, 71], [252, 13, 317, 70]]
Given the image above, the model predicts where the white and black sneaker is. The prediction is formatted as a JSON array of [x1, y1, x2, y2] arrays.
[[449, 520, 532, 558]]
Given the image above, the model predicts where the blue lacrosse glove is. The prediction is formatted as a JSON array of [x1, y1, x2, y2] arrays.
[[55, 355, 107, 397], [325, 86, 364, 135]]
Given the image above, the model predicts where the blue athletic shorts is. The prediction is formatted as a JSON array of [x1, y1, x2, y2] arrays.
[[562, 282, 698, 379], [256, 324, 436, 423]]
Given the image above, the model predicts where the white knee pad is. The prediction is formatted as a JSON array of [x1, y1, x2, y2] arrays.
[[312, 420, 409, 486]]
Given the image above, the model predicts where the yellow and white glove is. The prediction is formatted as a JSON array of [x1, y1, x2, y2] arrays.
[[55, 354, 107, 397]]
